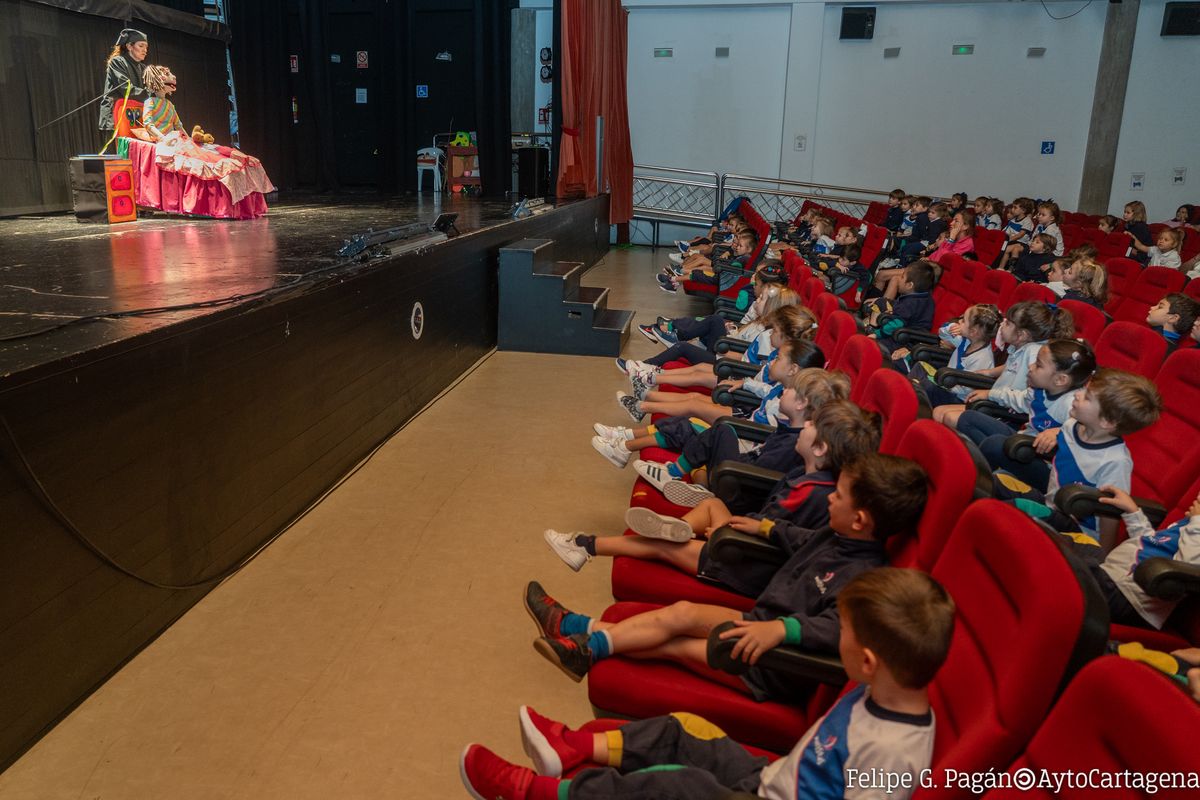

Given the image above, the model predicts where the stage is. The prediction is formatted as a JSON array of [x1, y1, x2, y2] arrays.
[[0, 192, 611, 770]]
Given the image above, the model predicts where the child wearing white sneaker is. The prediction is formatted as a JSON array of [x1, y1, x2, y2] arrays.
[[550, 401, 880, 601]]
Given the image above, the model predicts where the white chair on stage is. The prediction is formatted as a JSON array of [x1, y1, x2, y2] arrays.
[[416, 147, 444, 195]]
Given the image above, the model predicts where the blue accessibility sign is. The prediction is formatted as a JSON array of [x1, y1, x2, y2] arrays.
[[416, 84, 429, 98], [1041, 141, 1055, 155]]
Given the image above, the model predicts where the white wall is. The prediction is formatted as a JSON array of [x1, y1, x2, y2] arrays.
[[1108, 0, 1200, 221], [625, 5, 792, 177]]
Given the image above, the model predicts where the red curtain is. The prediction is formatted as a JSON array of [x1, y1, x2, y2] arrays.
[[557, 0, 634, 225]]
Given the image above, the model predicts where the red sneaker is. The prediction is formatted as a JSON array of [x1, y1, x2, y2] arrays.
[[519, 705, 587, 777], [460, 744, 535, 800]]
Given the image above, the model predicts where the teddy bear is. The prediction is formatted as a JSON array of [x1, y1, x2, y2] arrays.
[[191, 124, 216, 146]]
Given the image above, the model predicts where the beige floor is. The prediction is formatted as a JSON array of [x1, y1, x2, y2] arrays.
[[0, 246, 714, 800]]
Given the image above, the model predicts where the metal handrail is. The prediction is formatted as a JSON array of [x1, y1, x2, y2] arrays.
[[721, 173, 893, 201]]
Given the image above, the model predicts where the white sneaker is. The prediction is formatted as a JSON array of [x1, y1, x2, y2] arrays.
[[543, 529, 591, 571], [663, 479, 716, 508], [591, 435, 630, 468], [668, 252, 685, 265], [624, 506, 694, 543], [593, 422, 632, 440], [633, 459, 674, 491]]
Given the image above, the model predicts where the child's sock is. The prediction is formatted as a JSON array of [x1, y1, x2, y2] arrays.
[[587, 630, 613, 661], [527, 776, 563, 800], [560, 611, 592, 637], [666, 456, 692, 479], [572, 534, 597, 555]]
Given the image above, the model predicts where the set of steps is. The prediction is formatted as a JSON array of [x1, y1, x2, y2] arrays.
[[498, 238, 634, 356]]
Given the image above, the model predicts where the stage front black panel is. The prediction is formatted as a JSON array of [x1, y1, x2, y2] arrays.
[[0, 194, 609, 770]]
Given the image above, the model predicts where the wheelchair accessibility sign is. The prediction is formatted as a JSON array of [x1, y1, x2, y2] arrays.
[[1041, 141, 1055, 155], [416, 84, 429, 98]]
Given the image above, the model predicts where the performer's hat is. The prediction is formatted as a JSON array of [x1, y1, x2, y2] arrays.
[[117, 28, 148, 46]]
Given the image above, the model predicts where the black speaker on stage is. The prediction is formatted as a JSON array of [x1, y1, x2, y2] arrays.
[[840, 7, 876, 40], [1162, 2, 1200, 35], [517, 146, 550, 199]]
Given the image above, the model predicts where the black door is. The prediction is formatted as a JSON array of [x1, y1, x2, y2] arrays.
[[327, 10, 381, 185], [409, 9, 477, 189]]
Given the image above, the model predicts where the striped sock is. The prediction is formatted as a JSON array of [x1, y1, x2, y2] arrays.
[[560, 613, 592, 637], [667, 456, 691, 478]]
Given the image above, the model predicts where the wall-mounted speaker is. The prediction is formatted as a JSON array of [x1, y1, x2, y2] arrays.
[[1162, 2, 1200, 35], [840, 7, 876, 40]]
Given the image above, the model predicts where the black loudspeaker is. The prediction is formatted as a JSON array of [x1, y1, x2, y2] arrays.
[[1162, 2, 1200, 35], [517, 146, 550, 199], [840, 7, 876, 40]]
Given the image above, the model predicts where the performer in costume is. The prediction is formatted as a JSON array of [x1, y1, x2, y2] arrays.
[[99, 28, 150, 139]]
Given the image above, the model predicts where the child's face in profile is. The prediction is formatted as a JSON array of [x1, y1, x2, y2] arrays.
[[1146, 299, 1177, 330], [1069, 384, 1109, 433], [827, 470, 865, 538], [1046, 261, 1066, 282], [837, 256, 851, 270], [1098, 219, 1113, 233], [836, 228, 855, 245], [768, 350, 794, 382], [1036, 207, 1053, 226], [735, 238, 753, 255], [1156, 232, 1175, 251], [913, 204, 929, 215], [1030, 238, 1046, 254], [888, 196, 900, 207], [778, 387, 810, 426], [1177, 207, 1190, 223], [900, 201, 911, 213]]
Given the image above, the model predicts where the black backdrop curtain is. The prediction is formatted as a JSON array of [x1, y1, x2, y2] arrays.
[[0, 0, 231, 216], [474, 0, 516, 198]]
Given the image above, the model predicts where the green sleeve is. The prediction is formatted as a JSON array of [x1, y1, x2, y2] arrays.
[[779, 616, 803, 646]]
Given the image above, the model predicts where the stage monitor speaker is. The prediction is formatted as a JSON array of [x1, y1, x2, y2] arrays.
[[517, 146, 550, 199], [1162, 2, 1200, 35], [840, 7, 876, 40], [69, 156, 137, 224]]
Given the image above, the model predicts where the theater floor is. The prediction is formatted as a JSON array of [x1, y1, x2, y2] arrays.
[[0, 245, 713, 800]]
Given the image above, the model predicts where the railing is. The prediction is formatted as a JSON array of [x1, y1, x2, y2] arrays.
[[632, 165, 722, 225], [719, 174, 892, 224]]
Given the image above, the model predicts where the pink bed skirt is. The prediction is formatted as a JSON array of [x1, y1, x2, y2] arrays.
[[125, 138, 269, 220]]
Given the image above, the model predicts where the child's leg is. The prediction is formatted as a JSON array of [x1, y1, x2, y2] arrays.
[[591, 601, 741, 660], [955, 410, 1016, 447], [655, 368, 718, 390], [933, 403, 968, 429], [645, 342, 717, 367], [592, 537, 705, 574], [882, 272, 905, 300], [640, 395, 735, 425]]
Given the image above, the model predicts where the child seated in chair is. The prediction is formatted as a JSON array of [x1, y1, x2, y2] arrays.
[[551, 401, 880, 602], [860, 260, 936, 355], [462, 567, 953, 800], [592, 368, 849, 506], [526, 449, 925, 700], [1008, 233, 1057, 283], [1146, 293, 1200, 353], [660, 231, 758, 294], [1079, 485, 1200, 629], [992, 368, 1162, 551]]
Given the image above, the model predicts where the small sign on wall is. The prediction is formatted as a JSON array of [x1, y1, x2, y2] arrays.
[[289, 55, 298, 73], [357, 51, 369, 69], [1131, 173, 1146, 191], [355, 88, 368, 104], [416, 84, 429, 98], [330, 53, 341, 64], [1173, 168, 1187, 186], [1040, 141, 1055, 155]]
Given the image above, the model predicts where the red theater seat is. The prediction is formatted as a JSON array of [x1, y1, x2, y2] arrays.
[[1057, 298, 1107, 345], [1126, 349, 1200, 509], [1109, 266, 1186, 324], [856, 368, 918, 454], [830, 335, 882, 402], [1093, 320, 1166, 378], [814, 310, 858, 367]]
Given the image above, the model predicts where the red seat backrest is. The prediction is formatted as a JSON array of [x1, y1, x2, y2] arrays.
[[1057, 299, 1107, 345], [1099, 231, 1132, 259], [1059, 222, 1083, 251], [972, 268, 1018, 310], [809, 290, 840, 323], [1127, 348, 1200, 506], [933, 260, 983, 329], [916, 501, 1107, 800], [831, 335, 882, 400], [801, 276, 826, 309], [973, 229, 1006, 265], [864, 201, 889, 226], [859, 224, 887, 266], [1181, 231, 1200, 262], [1003, 281, 1058, 311], [855, 368, 918, 455], [1101, 257, 1142, 312], [1093, 320, 1166, 378], [814, 310, 857, 367], [1110, 266, 1188, 324], [1079, 226, 1106, 247], [888, 421, 976, 572], [988, 657, 1200, 800], [1185, 276, 1200, 303]]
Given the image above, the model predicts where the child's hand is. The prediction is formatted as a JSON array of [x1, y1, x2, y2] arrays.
[[1033, 428, 1060, 454], [891, 347, 911, 361], [837, 263, 849, 273], [945, 322, 964, 337], [1097, 484, 1139, 515], [727, 516, 765, 535], [965, 389, 989, 404], [719, 619, 786, 665], [725, 321, 737, 333]]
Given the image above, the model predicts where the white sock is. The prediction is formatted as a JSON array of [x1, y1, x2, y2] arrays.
[[620, 430, 634, 442]]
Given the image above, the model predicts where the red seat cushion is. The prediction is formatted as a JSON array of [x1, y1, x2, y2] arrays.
[[1093, 320, 1166, 378]]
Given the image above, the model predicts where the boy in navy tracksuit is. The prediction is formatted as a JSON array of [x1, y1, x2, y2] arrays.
[[541, 402, 882, 601], [463, 566, 953, 800], [862, 260, 936, 356], [524, 450, 929, 700], [883, 188, 906, 232]]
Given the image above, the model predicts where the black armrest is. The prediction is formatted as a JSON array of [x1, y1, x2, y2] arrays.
[[714, 337, 750, 355], [707, 621, 848, 685], [718, 388, 761, 410], [1053, 485, 1168, 529], [713, 296, 739, 310], [935, 367, 997, 390], [710, 461, 784, 509], [1134, 558, 1200, 601], [1002, 434, 1054, 464], [707, 526, 787, 567], [893, 327, 941, 346], [715, 358, 759, 380], [911, 344, 952, 367], [716, 261, 753, 277], [965, 399, 1029, 427], [716, 417, 776, 443], [716, 307, 742, 322]]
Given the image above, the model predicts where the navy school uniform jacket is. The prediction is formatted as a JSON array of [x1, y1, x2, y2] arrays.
[[909, 211, 931, 243], [884, 206, 904, 232], [742, 527, 887, 702], [1060, 288, 1107, 311], [734, 423, 804, 474], [697, 469, 836, 599], [924, 217, 948, 245], [892, 290, 935, 331], [1011, 250, 1056, 283]]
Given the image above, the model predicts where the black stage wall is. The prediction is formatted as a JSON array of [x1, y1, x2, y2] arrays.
[[0, 195, 609, 771], [0, 0, 231, 216]]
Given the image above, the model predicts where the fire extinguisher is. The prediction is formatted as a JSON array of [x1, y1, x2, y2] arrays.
[[292, 97, 299, 125]]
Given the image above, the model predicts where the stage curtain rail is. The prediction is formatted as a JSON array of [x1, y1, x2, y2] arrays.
[[22, 0, 230, 42]]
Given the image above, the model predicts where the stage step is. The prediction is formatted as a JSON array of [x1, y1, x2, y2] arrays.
[[498, 239, 634, 357]]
